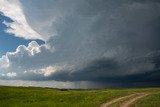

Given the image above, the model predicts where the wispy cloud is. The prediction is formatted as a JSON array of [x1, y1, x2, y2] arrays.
[[0, 0, 44, 40]]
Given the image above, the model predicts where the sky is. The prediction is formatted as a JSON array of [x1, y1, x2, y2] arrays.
[[0, 13, 44, 56], [0, 0, 160, 89]]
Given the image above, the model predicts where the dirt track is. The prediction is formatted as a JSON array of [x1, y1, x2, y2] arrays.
[[100, 93, 149, 107], [120, 93, 149, 107]]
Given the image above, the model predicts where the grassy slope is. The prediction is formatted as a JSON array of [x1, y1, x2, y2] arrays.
[[0, 86, 159, 107]]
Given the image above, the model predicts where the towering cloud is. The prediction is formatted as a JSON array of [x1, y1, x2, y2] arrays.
[[0, 0, 160, 88]]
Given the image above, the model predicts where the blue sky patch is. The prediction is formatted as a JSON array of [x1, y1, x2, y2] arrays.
[[0, 14, 44, 56]]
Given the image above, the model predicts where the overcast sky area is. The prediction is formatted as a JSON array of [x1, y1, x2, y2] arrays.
[[0, 0, 160, 89]]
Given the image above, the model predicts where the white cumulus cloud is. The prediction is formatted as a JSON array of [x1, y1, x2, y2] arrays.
[[6, 72, 17, 77], [0, 55, 10, 68], [7, 41, 48, 57]]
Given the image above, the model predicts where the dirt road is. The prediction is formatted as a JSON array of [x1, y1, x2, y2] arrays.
[[100, 93, 149, 107], [120, 93, 149, 107], [100, 93, 136, 107]]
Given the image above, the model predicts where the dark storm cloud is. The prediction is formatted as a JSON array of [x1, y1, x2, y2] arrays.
[[1, 0, 160, 88], [45, 51, 160, 88]]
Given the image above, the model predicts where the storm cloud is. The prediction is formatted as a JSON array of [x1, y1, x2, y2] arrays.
[[0, 0, 160, 88]]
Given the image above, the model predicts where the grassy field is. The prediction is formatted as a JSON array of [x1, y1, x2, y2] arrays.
[[0, 86, 159, 107], [130, 92, 160, 107]]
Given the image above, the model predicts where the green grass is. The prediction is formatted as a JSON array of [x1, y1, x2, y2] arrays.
[[109, 93, 139, 107], [0, 86, 160, 107], [131, 92, 160, 107]]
